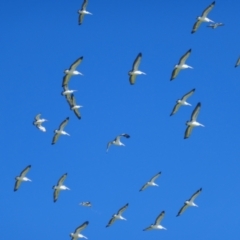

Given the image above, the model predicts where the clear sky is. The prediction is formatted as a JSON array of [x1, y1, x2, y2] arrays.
[[1, 0, 240, 239]]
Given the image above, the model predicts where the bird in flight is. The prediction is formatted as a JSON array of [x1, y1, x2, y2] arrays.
[[52, 117, 70, 145], [143, 211, 167, 231], [52, 173, 70, 202], [78, 0, 92, 25], [106, 133, 130, 152], [14, 165, 32, 191], [33, 114, 48, 132], [70, 221, 89, 240], [139, 172, 161, 191]]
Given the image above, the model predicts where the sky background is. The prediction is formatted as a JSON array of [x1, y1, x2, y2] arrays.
[[1, 0, 240, 239]]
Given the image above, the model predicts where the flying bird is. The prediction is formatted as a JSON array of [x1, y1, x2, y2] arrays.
[[78, 0, 92, 25], [66, 94, 82, 119], [70, 221, 89, 240], [140, 172, 161, 191], [61, 85, 77, 96], [191, 1, 215, 34], [143, 211, 167, 231], [170, 89, 195, 116], [33, 114, 48, 132], [52, 173, 70, 202], [170, 49, 193, 80], [128, 53, 146, 85], [106, 203, 129, 227], [106, 133, 130, 152], [14, 165, 32, 191], [207, 22, 224, 29], [177, 188, 202, 216], [52, 117, 70, 145], [184, 102, 204, 139], [62, 57, 83, 87], [235, 56, 240, 68], [80, 202, 92, 207]]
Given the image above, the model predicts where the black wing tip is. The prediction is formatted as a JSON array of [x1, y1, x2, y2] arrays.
[[212, 1, 215, 5], [197, 102, 201, 107], [188, 49, 192, 52], [184, 136, 188, 139], [138, 52, 142, 57], [84, 221, 89, 225], [66, 117, 70, 120], [199, 187, 202, 191], [191, 31, 195, 34], [14, 188, 17, 192], [27, 165, 31, 168], [176, 214, 180, 217], [158, 171, 162, 174], [192, 88, 196, 92]]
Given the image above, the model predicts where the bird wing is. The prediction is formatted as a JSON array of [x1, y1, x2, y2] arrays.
[[52, 132, 60, 145], [120, 133, 130, 138], [81, 0, 88, 11], [78, 12, 85, 25], [73, 108, 81, 119], [191, 102, 201, 121], [178, 49, 191, 65], [75, 221, 89, 234], [62, 74, 71, 87], [53, 188, 60, 202], [14, 179, 22, 191], [170, 67, 181, 81], [66, 94, 73, 107], [57, 173, 67, 186], [150, 172, 161, 183], [106, 216, 116, 227], [59, 117, 70, 131], [184, 125, 193, 139], [69, 57, 84, 72], [155, 211, 165, 225], [106, 141, 113, 152], [189, 188, 202, 202], [129, 74, 137, 85], [191, 19, 202, 34], [20, 165, 31, 178], [170, 102, 181, 116], [139, 182, 149, 192], [177, 203, 189, 216], [36, 123, 46, 132], [35, 114, 41, 121], [132, 53, 142, 71], [117, 203, 129, 215], [71, 94, 77, 106], [235, 57, 240, 67], [143, 226, 153, 231], [202, 1, 215, 18], [181, 88, 195, 101]]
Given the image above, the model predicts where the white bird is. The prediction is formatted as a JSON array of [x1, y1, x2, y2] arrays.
[[62, 57, 84, 87], [177, 188, 202, 216], [62, 85, 78, 96], [70, 221, 89, 240], [52, 117, 70, 145], [191, 1, 215, 34], [14, 165, 32, 191], [207, 22, 224, 29], [184, 102, 204, 139], [66, 94, 83, 120], [128, 53, 146, 85], [170, 89, 195, 116], [140, 172, 161, 192], [235, 56, 240, 68], [78, 0, 92, 25], [106, 133, 130, 152], [106, 203, 129, 227], [33, 114, 48, 132], [80, 202, 92, 207], [143, 211, 167, 231], [53, 173, 70, 202], [170, 49, 193, 80]]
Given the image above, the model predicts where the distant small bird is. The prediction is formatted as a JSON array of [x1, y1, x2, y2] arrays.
[[235, 56, 240, 68], [106, 133, 130, 152], [70, 221, 89, 240], [184, 102, 204, 139], [78, 0, 92, 25], [207, 22, 224, 29], [53, 173, 70, 202], [143, 211, 167, 231], [52, 117, 70, 145], [66, 94, 83, 119], [191, 1, 215, 34], [170, 89, 195, 116], [177, 188, 202, 216], [106, 203, 129, 227], [33, 114, 48, 132], [62, 57, 83, 87], [139, 172, 161, 191], [14, 165, 32, 191], [170, 49, 193, 80], [80, 202, 92, 207], [128, 53, 146, 85]]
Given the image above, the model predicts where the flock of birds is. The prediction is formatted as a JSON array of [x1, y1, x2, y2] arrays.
[[13, 1, 240, 239]]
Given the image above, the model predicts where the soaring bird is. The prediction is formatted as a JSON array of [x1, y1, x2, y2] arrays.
[[191, 1, 215, 34], [66, 94, 82, 119], [207, 22, 224, 29], [143, 211, 167, 231], [106, 203, 129, 227], [61, 84, 77, 97], [14, 165, 32, 191], [170, 89, 195, 116], [140, 172, 161, 191], [52, 173, 70, 202], [106, 133, 130, 152], [33, 114, 48, 132], [80, 202, 92, 207], [177, 188, 202, 216], [52, 117, 70, 145], [70, 221, 89, 240], [128, 53, 146, 85], [78, 0, 92, 25], [170, 49, 193, 80], [184, 102, 204, 139], [62, 57, 83, 87]]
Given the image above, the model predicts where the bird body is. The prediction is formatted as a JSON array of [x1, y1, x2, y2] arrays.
[[143, 211, 166, 231], [53, 173, 70, 202], [106, 203, 128, 227]]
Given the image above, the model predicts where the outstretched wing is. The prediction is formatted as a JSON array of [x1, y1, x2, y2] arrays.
[[117, 203, 129, 215], [59, 117, 70, 131], [202, 1, 215, 18], [52, 132, 60, 145], [170, 67, 181, 80], [155, 211, 165, 225], [178, 49, 191, 65], [191, 102, 201, 121], [57, 173, 67, 186], [170, 102, 181, 116], [19, 165, 31, 178], [181, 88, 195, 101], [129, 74, 137, 85], [150, 172, 161, 183], [189, 188, 202, 202], [191, 19, 202, 34], [81, 0, 88, 11], [74, 221, 89, 234], [177, 203, 189, 216], [184, 125, 193, 139], [132, 53, 142, 71], [69, 57, 83, 72], [106, 216, 116, 227]]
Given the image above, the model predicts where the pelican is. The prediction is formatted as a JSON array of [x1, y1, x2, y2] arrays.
[[139, 172, 161, 192], [106, 203, 129, 227], [170, 89, 195, 116], [128, 53, 146, 85], [170, 49, 193, 80], [80, 202, 92, 207], [61, 85, 77, 96], [70, 221, 89, 240], [177, 188, 202, 216], [52, 117, 70, 145], [62, 57, 83, 87], [53, 173, 70, 202], [191, 1, 215, 34], [78, 0, 92, 25], [14, 165, 31, 191], [66, 94, 82, 119], [207, 22, 224, 29], [184, 102, 204, 139], [143, 211, 167, 231], [235, 56, 240, 68], [106, 133, 130, 152]]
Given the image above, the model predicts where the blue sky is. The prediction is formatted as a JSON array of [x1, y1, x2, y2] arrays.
[[1, 0, 240, 239]]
